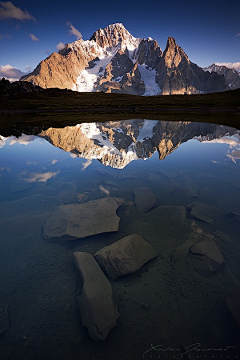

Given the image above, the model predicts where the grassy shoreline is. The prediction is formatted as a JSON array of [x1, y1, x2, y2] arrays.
[[0, 88, 239, 136]]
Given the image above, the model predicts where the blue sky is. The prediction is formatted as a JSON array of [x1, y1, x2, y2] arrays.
[[0, 0, 240, 80]]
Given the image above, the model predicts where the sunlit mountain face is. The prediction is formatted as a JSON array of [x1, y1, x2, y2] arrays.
[[21, 23, 229, 95]]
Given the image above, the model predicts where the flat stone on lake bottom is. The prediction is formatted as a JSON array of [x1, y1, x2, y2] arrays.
[[227, 212, 240, 223], [74, 252, 119, 340], [133, 186, 155, 212], [42, 197, 125, 241], [187, 202, 218, 224], [94, 234, 157, 280], [190, 240, 225, 275]]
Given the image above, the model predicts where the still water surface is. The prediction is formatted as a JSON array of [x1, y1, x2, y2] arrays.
[[0, 119, 240, 360]]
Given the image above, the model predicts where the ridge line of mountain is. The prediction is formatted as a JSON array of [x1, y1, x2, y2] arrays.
[[20, 22, 234, 95]]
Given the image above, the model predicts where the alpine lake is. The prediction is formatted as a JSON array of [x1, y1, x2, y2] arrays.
[[0, 118, 240, 360]]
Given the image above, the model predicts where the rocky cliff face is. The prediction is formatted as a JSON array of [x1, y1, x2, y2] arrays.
[[155, 37, 228, 94], [203, 63, 240, 90], [21, 23, 229, 95], [39, 120, 237, 169]]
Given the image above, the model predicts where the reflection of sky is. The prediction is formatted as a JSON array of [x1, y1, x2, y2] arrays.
[[1, 130, 240, 182], [22, 171, 60, 183], [201, 134, 240, 163]]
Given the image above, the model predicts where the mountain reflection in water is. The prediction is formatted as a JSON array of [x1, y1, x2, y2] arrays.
[[38, 119, 240, 168], [0, 119, 240, 360]]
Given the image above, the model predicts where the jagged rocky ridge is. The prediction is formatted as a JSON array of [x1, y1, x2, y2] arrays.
[[203, 63, 240, 90], [21, 23, 229, 95], [0, 77, 42, 98], [39, 120, 238, 169]]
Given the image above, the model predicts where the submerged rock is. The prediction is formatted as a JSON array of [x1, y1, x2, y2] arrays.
[[187, 202, 218, 224], [190, 240, 225, 275], [74, 252, 119, 340], [181, 175, 199, 198], [94, 234, 157, 280], [133, 186, 155, 212], [227, 212, 240, 223], [42, 197, 125, 241]]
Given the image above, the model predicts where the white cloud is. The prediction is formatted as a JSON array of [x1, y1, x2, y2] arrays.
[[51, 159, 58, 165], [29, 33, 39, 41], [56, 42, 65, 51], [9, 135, 36, 145], [215, 62, 240, 71], [99, 185, 110, 196], [23, 171, 59, 183], [81, 159, 92, 171], [66, 21, 82, 39], [201, 134, 240, 147], [236, 33, 240, 37], [0, 64, 30, 81], [0, 1, 35, 21]]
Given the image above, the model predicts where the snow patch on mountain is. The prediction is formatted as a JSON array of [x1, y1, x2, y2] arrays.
[[77, 122, 140, 168], [73, 52, 114, 92], [136, 120, 158, 141], [79, 123, 116, 149], [138, 64, 161, 95]]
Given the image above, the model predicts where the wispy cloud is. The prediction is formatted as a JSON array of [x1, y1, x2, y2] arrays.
[[0, 64, 30, 81], [66, 21, 82, 39], [81, 159, 92, 171], [0, 1, 36, 21], [29, 33, 39, 41], [236, 33, 240, 37], [56, 42, 65, 51], [9, 135, 36, 145], [215, 62, 240, 71], [23, 171, 59, 183]]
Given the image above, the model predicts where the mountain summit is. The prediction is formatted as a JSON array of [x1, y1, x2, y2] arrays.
[[21, 23, 229, 95]]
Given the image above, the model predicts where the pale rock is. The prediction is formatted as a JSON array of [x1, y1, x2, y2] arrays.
[[42, 197, 125, 241], [94, 234, 157, 280], [74, 252, 119, 340]]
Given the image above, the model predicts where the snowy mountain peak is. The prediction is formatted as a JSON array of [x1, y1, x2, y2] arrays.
[[203, 63, 240, 89], [90, 22, 141, 51], [20, 23, 230, 95]]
